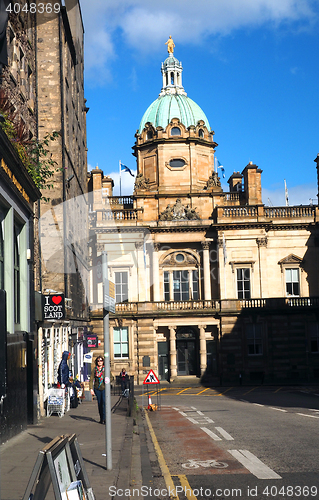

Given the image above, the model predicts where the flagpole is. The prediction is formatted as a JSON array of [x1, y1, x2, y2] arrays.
[[119, 160, 122, 197]]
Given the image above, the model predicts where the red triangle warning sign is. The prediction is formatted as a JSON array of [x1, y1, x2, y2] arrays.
[[143, 369, 160, 384]]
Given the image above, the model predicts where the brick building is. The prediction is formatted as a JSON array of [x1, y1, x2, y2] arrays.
[[36, 0, 89, 412]]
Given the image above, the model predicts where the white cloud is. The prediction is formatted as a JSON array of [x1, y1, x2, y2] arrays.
[[107, 169, 137, 196], [80, 0, 319, 79], [263, 183, 317, 206]]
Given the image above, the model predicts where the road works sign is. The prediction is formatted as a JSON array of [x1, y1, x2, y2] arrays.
[[143, 369, 160, 384]]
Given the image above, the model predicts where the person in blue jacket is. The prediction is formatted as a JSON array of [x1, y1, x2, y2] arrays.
[[57, 351, 71, 388]]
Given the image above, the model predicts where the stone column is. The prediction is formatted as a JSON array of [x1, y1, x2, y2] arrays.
[[152, 243, 160, 302], [169, 325, 177, 380], [135, 241, 146, 302], [202, 241, 211, 300], [199, 325, 207, 376]]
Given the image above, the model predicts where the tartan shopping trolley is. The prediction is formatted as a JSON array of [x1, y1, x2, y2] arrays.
[[47, 387, 70, 417]]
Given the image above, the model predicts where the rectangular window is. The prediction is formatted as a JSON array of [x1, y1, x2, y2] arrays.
[[285, 268, 300, 296], [237, 268, 251, 299], [115, 271, 128, 303], [309, 324, 319, 353], [113, 327, 129, 358], [164, 271, 170, 301], [173, 270, 189, 301], [192, 270, 199, 300], [246, 324, 263, 355]]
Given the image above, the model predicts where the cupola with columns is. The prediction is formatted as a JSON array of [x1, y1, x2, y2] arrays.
[[133, 38, 218, 207]]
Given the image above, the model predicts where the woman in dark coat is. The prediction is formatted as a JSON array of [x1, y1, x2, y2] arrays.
[[57, 351, 71, 388], [89, 356, 105, 424]]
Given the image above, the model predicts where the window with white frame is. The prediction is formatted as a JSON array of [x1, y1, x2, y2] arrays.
[[237, 268, 251, 299], [285, 268, 300, 296], [14, 224, 20, 324], [115, 271, 128, 303], [309, 324, 319, 353], [113, 327, 129, 358], [164, 269, 199, 301], [246, 323, 263, 355]]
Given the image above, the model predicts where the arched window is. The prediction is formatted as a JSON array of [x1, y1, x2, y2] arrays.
[[169, 159, 185, 168], [199, 129, 204, 138], [171, 72, 174, 85], [171, 127, 181, 136], [147, 131, 153, 140]]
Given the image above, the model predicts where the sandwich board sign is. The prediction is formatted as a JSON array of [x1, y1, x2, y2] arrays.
[[143, 369, 160, 385], [22, 434, 95, 500]]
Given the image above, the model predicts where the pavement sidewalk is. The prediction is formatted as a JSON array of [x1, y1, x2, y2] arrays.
[[0, 393, 146, 500]]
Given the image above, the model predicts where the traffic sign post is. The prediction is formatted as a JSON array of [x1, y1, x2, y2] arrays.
[[142, 369, 161, 411], [102, 252, 112, 470]]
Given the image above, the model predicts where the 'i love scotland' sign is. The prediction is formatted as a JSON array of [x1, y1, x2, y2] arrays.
[[43, 295, 65, 321]]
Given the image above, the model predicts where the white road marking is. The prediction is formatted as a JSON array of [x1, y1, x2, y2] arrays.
[[270, 407, 287, 412], [297, 413, 319, 419], [187, 417, 200, 424], [215, 427, 234, 440], [228, 449, 281, 479], [197, 411, 204, 415], [253, 403, 264, 407], [200, 427, 222, 441]]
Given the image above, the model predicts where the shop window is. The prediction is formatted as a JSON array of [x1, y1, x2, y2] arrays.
[[285, 268, 300, 296], [113, 327, 129, 358], [115, 271, 128, 303], [14, 225, 20, 324], [246, 324, 263, 355], [0, 216, 4, 290], [237, 268, 251, 299]]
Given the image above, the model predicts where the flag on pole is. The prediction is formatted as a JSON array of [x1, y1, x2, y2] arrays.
[[284, 179, 289, 206], [120, 162, 135, 177], [214, 157, 225, 178]]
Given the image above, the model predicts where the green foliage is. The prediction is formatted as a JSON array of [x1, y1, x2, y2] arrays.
[[0, 111, 60, 197]]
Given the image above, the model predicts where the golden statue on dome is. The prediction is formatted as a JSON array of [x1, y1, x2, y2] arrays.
[[165, 35, 175, 54]]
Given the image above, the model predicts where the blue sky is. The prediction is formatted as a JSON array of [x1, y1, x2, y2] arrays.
[[81, 0, 319, 205]]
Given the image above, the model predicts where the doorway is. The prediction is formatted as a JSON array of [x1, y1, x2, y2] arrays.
[[176, 328, 198, 375]]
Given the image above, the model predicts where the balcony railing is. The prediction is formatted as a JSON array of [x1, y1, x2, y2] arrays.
[[108, 196, 134, 208], [102, 209, 138, 221], [264, 206, 315, 218], [109, 297, 319, 315], [222, 206, 257, 217]]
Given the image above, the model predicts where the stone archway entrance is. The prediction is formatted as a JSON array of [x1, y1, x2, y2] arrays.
[[176, 328, 198, 375]]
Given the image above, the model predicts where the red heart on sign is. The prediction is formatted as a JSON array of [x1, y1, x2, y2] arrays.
[[52, 296, 62, 305]]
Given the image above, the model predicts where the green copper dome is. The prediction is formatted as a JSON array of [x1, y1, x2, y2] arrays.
[[138, 94, 211, 134]]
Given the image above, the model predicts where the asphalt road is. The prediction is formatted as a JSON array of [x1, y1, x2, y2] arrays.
[[142, 386, 319, 500]]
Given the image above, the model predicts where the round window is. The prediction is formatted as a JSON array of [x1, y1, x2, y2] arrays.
[[169, 159, 186, 168], [175, 253, 185, 263]]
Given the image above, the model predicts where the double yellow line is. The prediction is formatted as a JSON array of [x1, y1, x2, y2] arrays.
[[144, 411, 197, 500]]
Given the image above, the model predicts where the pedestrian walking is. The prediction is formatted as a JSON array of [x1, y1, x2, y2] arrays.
[[90, 356, 105, 424], [57, 351, 71, 388], [119, 367, 129, 396]]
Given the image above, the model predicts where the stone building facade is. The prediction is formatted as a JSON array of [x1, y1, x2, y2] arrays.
[[36, 0, 89, 411], [88, 49, 319, 385], [0, 5, 39, 442]]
